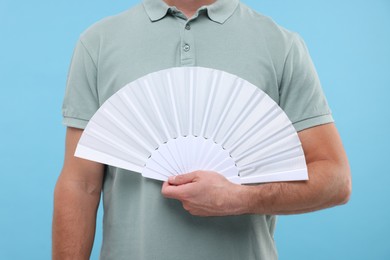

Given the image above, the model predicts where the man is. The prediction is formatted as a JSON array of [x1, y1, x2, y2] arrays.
[[53, 0, 351, 259]]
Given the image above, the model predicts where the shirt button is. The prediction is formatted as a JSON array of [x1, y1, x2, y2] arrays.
[[185, 24, 191, 30], [183, 44, 190, 52]]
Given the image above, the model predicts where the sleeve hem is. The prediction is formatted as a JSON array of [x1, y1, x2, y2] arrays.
[[293, 114, 334, 132], [62, 116, 89, 129]]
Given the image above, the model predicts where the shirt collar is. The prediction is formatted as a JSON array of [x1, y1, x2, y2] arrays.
[[207, 0, 239, 24], [142, 0, 239, 24]]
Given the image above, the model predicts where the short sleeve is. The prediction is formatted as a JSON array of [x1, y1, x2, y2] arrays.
[[62, 39, 99, 129], [279, 33, 333, 132]]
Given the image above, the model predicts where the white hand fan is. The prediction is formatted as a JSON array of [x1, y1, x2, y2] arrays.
[[75, 67, 308, 184]]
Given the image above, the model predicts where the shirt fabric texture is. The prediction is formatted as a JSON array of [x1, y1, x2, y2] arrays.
[[62, 0, 333, 259]]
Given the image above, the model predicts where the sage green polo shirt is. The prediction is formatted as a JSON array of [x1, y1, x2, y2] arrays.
[[62, 0, 333, 259]]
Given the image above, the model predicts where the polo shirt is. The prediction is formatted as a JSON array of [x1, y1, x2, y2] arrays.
[[62, 0, 333, 259]]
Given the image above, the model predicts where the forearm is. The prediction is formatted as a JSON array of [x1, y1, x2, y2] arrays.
[[52, 176, 101, 260], [236, 159, 351, 215]]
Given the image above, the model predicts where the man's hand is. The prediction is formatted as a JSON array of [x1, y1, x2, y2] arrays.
[[162, 171, 246, 216], [161, 123, 351, 216]]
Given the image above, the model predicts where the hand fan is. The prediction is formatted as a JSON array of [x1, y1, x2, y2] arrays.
[[75, 67, 308, 184]]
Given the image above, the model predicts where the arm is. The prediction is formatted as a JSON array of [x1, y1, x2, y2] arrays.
[[161, 123, 351, 216], [52, 127, 104, 259]]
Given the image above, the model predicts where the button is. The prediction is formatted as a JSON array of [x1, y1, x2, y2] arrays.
[[183, 44, 190, 52], [185, 24, 191, 30]]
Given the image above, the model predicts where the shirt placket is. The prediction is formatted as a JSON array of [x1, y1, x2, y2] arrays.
[[171, 9, 197, 66], [180, 20, 195, 66]]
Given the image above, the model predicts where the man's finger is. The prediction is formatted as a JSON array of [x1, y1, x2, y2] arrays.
[[161, 181, 175, 198], [168, 172, 197, 185], [161, 181, 188, 200]]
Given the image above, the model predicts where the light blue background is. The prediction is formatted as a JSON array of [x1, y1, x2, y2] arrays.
[[0, 0, 389, 259]]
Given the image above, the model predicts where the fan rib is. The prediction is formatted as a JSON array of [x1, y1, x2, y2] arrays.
[[211, 157, 237, 176], [200, 70, 220, 137], [87, 125, 146, 162], [174, 137, 187, 173], [188, 69, 195, 136], [212, 152, 234, 168], [240, 168, 308, 184], [146, 156, 176, 177], [219, 90, 263, 145], [103, 105, 153, 152], [166, 140, 186, 174], [233, 123, 293, 161], [204, 147, 228, 170], [76, 144, 143, 173], [151, 145, 180, 175], [239, 143, 303, 172], [166, 73, 181, 136], [199, 139, 220, 171], [106, 99, 150, 145], [210, 79, 242, 140], [78, 134, 145, 169], [121, 92, 161, 146], [227, 103, 281, 153], [219, 164, 241, 178], [172, 137, 187, 174], [143, 79, 171, 142], [143, 166, 170, 181], [160, 143, 182, 175]]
